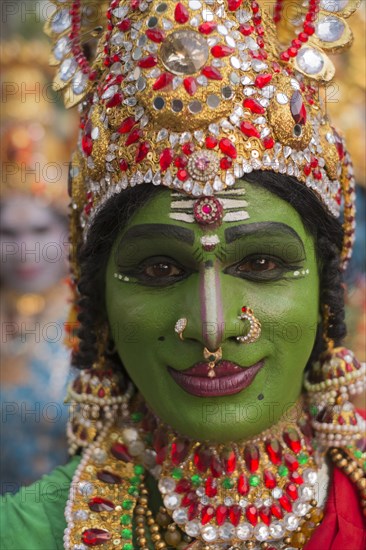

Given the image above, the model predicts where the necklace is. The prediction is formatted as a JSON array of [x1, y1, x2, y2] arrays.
[[64, 399, 329, 550]]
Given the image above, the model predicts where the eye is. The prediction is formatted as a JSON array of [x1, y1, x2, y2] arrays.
[[144, 262, 184, 278], [237, 257, 278, 272]]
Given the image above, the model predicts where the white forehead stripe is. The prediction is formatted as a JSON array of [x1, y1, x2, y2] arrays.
[[169, 190, 250, 223]]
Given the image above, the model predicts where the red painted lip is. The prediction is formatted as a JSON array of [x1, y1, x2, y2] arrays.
[[168, 360, 265, 397]]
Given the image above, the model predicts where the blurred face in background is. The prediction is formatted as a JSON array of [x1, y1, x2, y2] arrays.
[[0, 195, 68, 293]]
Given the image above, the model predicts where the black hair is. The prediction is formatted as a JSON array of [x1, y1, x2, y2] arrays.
[[73, 171, 346, 372]]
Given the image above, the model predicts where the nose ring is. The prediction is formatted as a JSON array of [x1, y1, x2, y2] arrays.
[[237, 306, 261, 344], [203, 347, 222, 378], [175, 318, 187, 341]]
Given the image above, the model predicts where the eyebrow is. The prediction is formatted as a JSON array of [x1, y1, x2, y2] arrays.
[[225, 222, 305, 251], [118, 224, 195, 248]]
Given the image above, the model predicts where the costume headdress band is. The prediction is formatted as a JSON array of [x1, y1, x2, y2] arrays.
[[45, 0, 359, 268]]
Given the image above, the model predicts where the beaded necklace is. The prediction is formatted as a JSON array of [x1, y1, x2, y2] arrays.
[[64, 400, 333, 550]]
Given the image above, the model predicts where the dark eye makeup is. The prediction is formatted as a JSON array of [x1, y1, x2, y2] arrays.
[[116, 253, 305, 286]]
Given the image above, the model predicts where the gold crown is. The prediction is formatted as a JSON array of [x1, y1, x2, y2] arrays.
[[45, 0, 360, 267]]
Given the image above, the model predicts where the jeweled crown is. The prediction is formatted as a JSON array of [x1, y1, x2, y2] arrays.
[[45, 0, 360, 267]]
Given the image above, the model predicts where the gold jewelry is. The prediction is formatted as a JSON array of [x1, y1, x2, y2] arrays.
[[45, 0, 359, 282], [64, 399, 330, 549], [175, 318, 188, 341], [203, 346, 222, 378], [237, 306, 261, 344]]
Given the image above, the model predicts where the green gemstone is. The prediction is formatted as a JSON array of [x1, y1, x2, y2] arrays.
[[354, 450, 362, 459], [122, 544, 133, 550], [131, 412, 143, 422], [310, 405, 318, 416], [130, 475, 141, 485], [120, 514, 131, 526], [122, 499, 133, 510], [222, 478, 234, 489], [134, 464, 144, 475], [209, 354, 216, 361], [278, 465, 289, 477], [127, 487, 138, 496], [249, 475, 260, 487], [121, 528, 132, 539], [298, 453, 309, 464], [191, 474, 202, 486], [172, 468, 183, 480]]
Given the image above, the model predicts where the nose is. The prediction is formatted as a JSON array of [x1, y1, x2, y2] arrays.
[[197, 259, 224, 350]]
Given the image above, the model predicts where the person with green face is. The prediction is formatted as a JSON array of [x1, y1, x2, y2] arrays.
[[1, 0, 365, 549]]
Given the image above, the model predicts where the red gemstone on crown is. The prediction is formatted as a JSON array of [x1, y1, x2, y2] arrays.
[[177, 169, 188, 181], [117, 18, 131, 31], [88, 497, 115, 512], [175, 3, 189, 24], [118, 116, 136, 134], [199, 21, 217, 35], [135, 142, 150, 163], [82, 135, 93, 156], [206, 136, 218, 149], [159, 148, 174, 171], [240, 121, 260, 139], [243, 98, 265, 114], [146, 28, 165, 43], [228, 0, 243, 10], [290, 471, 304, 485], [183, 77, 198, 96], [211, 44, 235, 58], [138, 55, 158, 68], [153, 72, 174, 91], [219, 138, 237, 159], [239, 23, 254, 36], [106, 93, 123, 108], [202, 66, 223, 80], [110, 442, 131, 462], [286, 483, 298, 500], [82, 528, 111, 546], [220, 157, 232, 170], [182, 142, 194, 155], [125, 128, 142, 146], [290, 91, 307, 125], [181, 491, 197, 507], [255, 73, 272, 88]]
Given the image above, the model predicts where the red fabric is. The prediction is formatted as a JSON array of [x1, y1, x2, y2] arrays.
[[305, 466, 366, 550]]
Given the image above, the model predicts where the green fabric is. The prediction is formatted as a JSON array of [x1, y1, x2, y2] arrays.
[[0, 456, 80, 550]]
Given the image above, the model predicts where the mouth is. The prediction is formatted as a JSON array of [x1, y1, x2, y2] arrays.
[[168, 360, 265, 397]]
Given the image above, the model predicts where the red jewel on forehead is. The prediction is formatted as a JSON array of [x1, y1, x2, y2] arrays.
[[193, 197, 223, 228]]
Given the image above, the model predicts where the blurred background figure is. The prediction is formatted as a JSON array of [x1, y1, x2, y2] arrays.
[[327, 9, 366, 371], [0, 40, 77, 493]]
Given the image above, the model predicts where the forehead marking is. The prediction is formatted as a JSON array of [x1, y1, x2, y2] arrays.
[[169, 191, 250, 224]]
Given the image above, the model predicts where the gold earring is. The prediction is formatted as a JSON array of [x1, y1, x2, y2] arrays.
[[203, 347, 222, 378], [174, 318, 187, 341], [237, 306, 261, 344]]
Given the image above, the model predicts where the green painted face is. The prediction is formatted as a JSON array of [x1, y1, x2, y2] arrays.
[[106, 181, 320, 442]]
